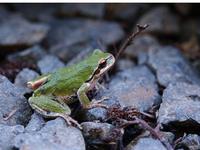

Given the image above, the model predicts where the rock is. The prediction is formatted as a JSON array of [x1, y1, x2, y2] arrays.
[[7, 45, 47, 64], [0, 16, 49, 47], [148, 46, 200, 87], [108, 66, 160, 112], [14, 68, 39, 94], [81, 122, 114, 144], [108, 4, 148, 21], [177, 134, 200, 150], [116, 59, 135, 71], [158, 82, 200, 128], [46, 19, 124, 61], [12, 4, 60, 21], [13, 118, 85, 150], [124, 35, 160, 64], [37, 55, 65, 74], [0, 124, 24, 150], [25, 113, 45, 132], [138, 6, 179, 34], [126, 137, 166, 150], [60, 4, 105, 18], [0, 75, 32, 125]]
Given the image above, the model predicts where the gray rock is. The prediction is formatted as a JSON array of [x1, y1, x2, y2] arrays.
[[37, 55, 65, 74], [14, 68, 39, 94], [60, 4, 105, 18], [178, 134, 200, 150], [25, 113, 45, 132], [158, 82, 200, 125], [7, 45, 47, 64], [47, 19, 124, 61], [148, 46, 200, 87], [124, 35, 160, 64], [126, 137, 166, 150], [116, 59, 135, 71], [0, 16, 49, 47], [0, 75, 32, 125], [108, 66, 160, 112], [138, 6, 179, 34], [0, 124, 24, 150], [13, 118, 85, 150], [81, 122, 114, 143]]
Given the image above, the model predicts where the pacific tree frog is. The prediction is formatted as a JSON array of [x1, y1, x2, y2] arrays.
[[27, 49, 115, 128]]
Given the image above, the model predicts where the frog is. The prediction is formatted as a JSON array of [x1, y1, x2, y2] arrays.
[[27, 49, 115, 129]]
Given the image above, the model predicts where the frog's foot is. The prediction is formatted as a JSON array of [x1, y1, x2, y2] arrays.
[[86, 97, 109, 109], [61, 115, 82, 130]]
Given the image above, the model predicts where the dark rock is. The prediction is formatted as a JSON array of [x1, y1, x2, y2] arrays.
[[0, 124, 24, 150], [177, 134, 200, 150], [124, 35, 160, 64], [37, 55, 65, 74], [25, 113, 45, 132], [126, 137, 166, 150], [60, 4, 105, 18], [158, 82, 200, 126], [138, 6, 179, 34], [148, 46, 200, 87], [108, 4, 148, 21], [7, 45, 47, 64], [46, 19, 124, 61], [0, 75, 32, 125], [13, 118, 85, 150], [14, 68, 39, 94], [81, 122, 114, 144], [0, 16, 49, 47]]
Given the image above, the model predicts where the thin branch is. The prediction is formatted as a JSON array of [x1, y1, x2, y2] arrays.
[[115, 24, 149, 60]]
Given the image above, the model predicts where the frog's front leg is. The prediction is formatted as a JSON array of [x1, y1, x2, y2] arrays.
[[77, 83, 108, 109], [28, 95, 82, 129]]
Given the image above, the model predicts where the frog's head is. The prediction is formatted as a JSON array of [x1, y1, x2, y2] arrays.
[[90, 49, 115, 79]]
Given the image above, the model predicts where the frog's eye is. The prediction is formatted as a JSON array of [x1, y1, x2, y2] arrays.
[[98, 59, 107, 69]]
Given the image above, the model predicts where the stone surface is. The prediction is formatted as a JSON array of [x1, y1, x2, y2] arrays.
[[7, 45, 47, 64], [116, 59, 135, 71], [60, 4, 105, 18], [0, 75, 32, 125], [148, 46, 200, 87], [25, 113, 45, 132], [81, 122, 114, 144], [46, 19, 124, 61], [0, 124, 24, 150], [0, 17, 49, 47], [126, 137, 166, 150], [158, 82, 200, 125], [124, 35, 160, 64], [14, 68, 39, 94], [107, 66, 160, 112], [13, 118, 85, 150], [177, 134, 200, 150], [37, 55, 65, 74], [138, 6, 179, 34]]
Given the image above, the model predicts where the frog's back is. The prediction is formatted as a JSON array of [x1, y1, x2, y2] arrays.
[[37, 50, 109, 96]]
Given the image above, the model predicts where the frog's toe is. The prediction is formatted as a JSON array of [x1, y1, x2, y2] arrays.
[[86, 98, 109, 109], [61, 115, 82, 130]]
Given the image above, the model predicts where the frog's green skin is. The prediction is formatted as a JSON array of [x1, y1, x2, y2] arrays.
[[27, 49, 115, 128]]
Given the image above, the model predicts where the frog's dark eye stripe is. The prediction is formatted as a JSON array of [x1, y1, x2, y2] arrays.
[[98, 59, 107, 69]]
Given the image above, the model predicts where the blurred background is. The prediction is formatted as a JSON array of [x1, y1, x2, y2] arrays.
[[0, 3, 200, 81]]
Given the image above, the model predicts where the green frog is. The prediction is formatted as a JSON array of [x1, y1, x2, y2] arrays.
[[27, 49, 115, 128]]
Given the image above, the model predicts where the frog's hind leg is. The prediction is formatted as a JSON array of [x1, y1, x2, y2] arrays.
[[28, 96, 82, 129]]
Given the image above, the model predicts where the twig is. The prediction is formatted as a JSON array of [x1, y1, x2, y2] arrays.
[[3, 108, 18, 121], [115, 24, 149, 60], [119, 117, 173, 150]]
